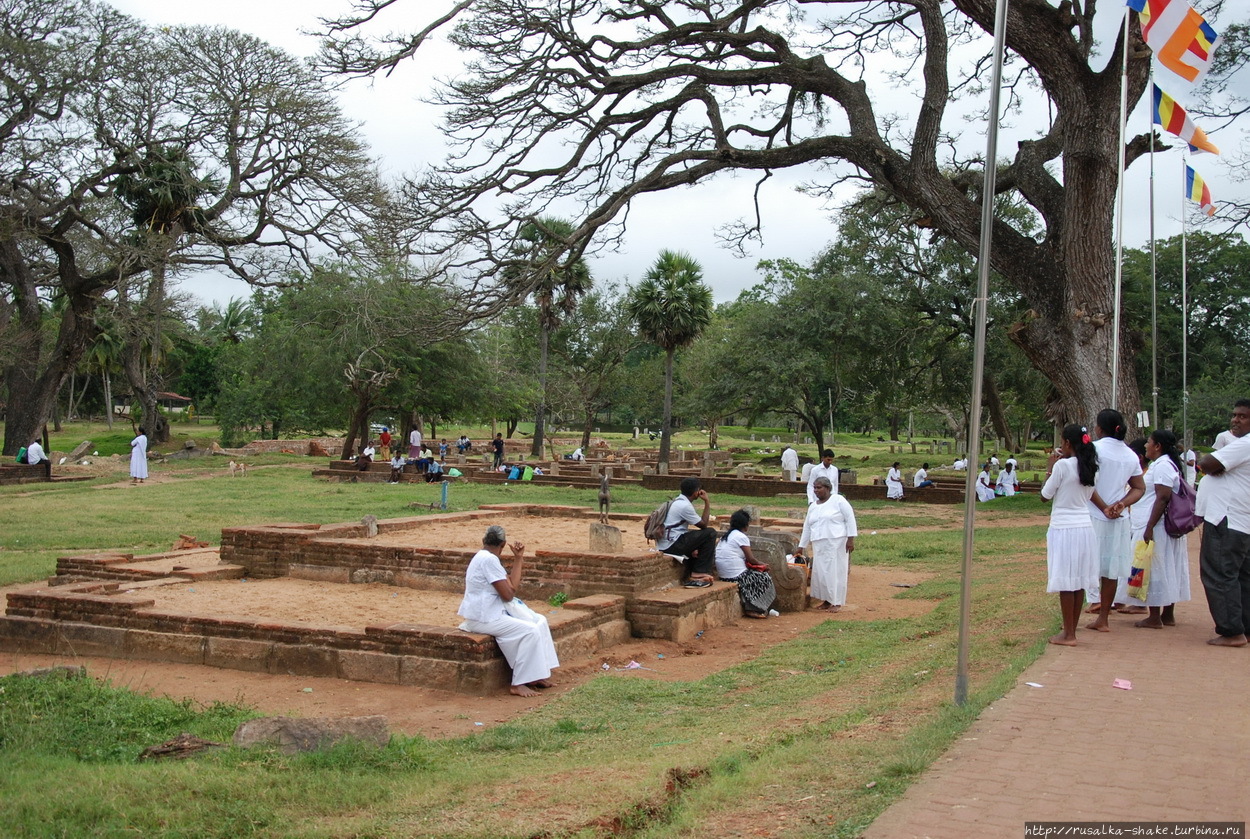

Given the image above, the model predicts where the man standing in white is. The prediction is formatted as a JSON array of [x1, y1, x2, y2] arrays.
[[806, 449, 839, 504], [1085, 409, 1145, 632], [1212, 399, 1248, 452], [1196, 400, 1250, 647], [780, 446, 799, 481], [1183, 445, 1198, 486]]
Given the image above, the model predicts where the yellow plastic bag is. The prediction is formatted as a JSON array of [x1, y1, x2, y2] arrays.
[[1127, 540, 1152, 601]]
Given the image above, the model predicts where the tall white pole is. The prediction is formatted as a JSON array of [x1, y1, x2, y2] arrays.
[[956, 0, 1010, 708], [1149, 68, 1159, 430], [1181, 156, 1190, 446], [1111, 10, 1131, 411]]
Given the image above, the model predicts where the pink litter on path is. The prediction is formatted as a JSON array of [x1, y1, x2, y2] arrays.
[[1112, 678, 1133, 690]]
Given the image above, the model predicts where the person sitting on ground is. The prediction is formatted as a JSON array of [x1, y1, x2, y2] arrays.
[[952, 457, 968, 471], [975, 462, 996, 502], [799, 476, 857, 612], [457, 434, 472, 453], [25, 438, 48, 466], [389, 452, 404, 483], [566, 446, 585, 461], [426, 457, 445, 482], [913, 463, 935, 488], [715, 509, 778, 619], [996, 461, 1020, 496], [885, 461, 904, 500], [457, 525, 559, 697], [656, 477, 718, 587]]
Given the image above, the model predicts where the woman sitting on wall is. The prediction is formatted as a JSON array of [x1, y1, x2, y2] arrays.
[[458, 525, 560, 697], [715, 509, 778, 619]]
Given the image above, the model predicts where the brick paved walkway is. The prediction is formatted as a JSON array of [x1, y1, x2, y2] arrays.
[[863, 537, 1250, 838]]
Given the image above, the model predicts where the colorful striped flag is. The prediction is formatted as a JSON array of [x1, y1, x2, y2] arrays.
[[1185, 165, 1215, 217], [1153, 84, 1219, 154], [1126, 0, 1222, 83]]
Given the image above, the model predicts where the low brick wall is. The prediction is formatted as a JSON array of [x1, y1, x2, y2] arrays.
[[1, 584, 630, 694], [0, 462, 52, 484]]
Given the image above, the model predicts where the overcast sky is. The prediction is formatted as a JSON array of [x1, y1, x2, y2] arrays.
[[109, 0, 1247, 309]]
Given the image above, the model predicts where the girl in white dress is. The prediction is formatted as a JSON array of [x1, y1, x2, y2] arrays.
[[975, 464, 997, 502], [1131, 429, 1190, 628], [458, 525, 559, 697], [798, 476, 857, 612], [129, 427, 148, 484], [1041, 424, 1103, 646], [885, 462, 904, 500]]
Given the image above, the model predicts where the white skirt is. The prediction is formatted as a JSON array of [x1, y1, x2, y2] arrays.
[[462, 613, 560, 686], [1125, 529, 1191, 607], [810, 537, 849, 606], [1046, 525, 1099, 593], [1091, 516, 1133, 579]]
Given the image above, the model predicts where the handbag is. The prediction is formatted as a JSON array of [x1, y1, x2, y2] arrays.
[[1163, 478, 1203, 537]]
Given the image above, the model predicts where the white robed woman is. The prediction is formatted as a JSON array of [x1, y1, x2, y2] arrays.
[[798, 476, 858, 612], [458, 525, 559, 697], [975, 463, 996, 502], [1128, 429, 1191, 628], [996, 462, 1020, 496], [885, 462, 904, 500], [129, 426, 149, 484]]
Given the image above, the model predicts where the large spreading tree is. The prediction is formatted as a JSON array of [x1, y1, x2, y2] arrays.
[[1, 2, 376, 454], [320, 0, 1247, 427]]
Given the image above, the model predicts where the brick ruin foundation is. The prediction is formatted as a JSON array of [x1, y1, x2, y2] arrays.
[[1, 505, 800, 694]]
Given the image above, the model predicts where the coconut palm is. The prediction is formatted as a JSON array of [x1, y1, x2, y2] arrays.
[[508, 217, 592, 457], [625, 251, 714, 471]]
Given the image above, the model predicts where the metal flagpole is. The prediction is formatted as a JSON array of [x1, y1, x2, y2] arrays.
[[1149, 67, 1159, 431], [1111, 9, 1131, 411], [956, 0, 1010, 707], [1181, 156, 1190, 447]]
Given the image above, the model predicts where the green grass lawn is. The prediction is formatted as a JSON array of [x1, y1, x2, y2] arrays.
[[0, 426, 1056, 837]]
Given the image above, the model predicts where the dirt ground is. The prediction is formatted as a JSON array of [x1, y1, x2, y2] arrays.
[[0, 563, 934, 738]]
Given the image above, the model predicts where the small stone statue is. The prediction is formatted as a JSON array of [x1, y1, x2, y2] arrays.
[[598, 473, 611, 524]]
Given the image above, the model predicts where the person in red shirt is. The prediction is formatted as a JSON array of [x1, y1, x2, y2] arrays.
[[378, 427, 392, 458]]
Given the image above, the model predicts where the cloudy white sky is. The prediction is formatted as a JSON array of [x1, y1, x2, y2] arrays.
[[109, 0, 1246, 309]]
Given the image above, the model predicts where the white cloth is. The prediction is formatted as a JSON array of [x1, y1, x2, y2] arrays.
[[1046, 526, 1099, 593], [129, 434, 148, 479], [996, 469, 1019, 496], [570, 447, 584, 461], [1091, 516, 1133, 580], [885, 468, 903, 499], [1183, 449, 1198, 487], [1126, 457, 1190, 607], [409, 429, 422, 449], [781, 447, 799, 480], [26, 441, 45, 463], [799, 494, 858, 546], [1088, 437, 1142, 521], [952, 459, 968, 471], [800, 462, 814, 483], [1214, 430, 1237, 451], [975, 470, 996, 502], [1041, 457, 1095, 528], [714, 529, 751, 579], [461, 612, 560, 686], [362, 446, 376, 459], [1195, 434, 1250, 534], [912, 468, 928, 487], [1005, 457, 1018, 469], [656, 494, 701, 551], [806, 462, 840, 503], [989, 456, 999, 467]]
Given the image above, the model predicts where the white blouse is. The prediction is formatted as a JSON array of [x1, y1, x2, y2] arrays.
[[799, 494, 858, 547], [1042, 457, 1096, 529], [458, 549, 508, 622], [715, 529, 750, 578]]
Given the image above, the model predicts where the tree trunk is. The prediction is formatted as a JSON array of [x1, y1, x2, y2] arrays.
[[982, 373, 1015, 451], [888, 411, 900, 442], [581, 410, 594, 450], [103, 370, 114, 430], [708, 417, 720, 450], [506, 417, 519, 437], [532, 324, 549, 458], [658, 348, 674, 470]]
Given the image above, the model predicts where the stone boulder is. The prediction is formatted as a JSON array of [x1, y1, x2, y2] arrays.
[[233, 715, 389, 754], [749, 537, 806, 613]]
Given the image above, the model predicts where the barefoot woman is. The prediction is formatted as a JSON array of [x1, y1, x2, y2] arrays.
[[458, 525, 559, 696], [1041, 425, 1102, 646]]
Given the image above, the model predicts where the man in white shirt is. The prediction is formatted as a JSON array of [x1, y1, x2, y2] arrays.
[[1005, 454, 1018, 470], [1085, 409, 1146, 632], [569, 446, 584, 461], [1196, 400, 1250, 647], [806, 449, 839, 504], [656, 477, 717, 587], [25, 439, 48, 465], [780, 446, 799, 481], [408, 427, 422, 458], [913, 463, 934, 488], [1212, 398, 1249, 451], [1183, 447, 1198, 486]]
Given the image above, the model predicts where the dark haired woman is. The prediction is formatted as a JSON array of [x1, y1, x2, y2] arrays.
[[885, 462, 904, 500], [715, 509, 777, 619], [458, 525, 559, 697], [1085, 408, 1147, 632], [1041, 424, 1103, 646], [799, 476, 858, 612], [1132, 429, 1191, 628]]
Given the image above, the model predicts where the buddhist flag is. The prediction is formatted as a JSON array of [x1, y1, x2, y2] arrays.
[[1185, 165, 1215, 217], [1126, 0, 1222, 83], [1153, 84, 1219, 154]]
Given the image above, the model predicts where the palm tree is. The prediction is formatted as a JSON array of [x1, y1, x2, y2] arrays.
[[625, 251, 714, 472], [508, 217, 592, 458]]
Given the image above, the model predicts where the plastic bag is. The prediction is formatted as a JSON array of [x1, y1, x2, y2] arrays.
[[503, 597, 541, 624], [1127, 540, 1152, 601]]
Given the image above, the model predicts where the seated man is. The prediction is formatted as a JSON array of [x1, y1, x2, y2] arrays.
[[457, 435, 472, 453], [25, 438, 49, 466], [425, 458, 445, 482], [913, 463, 935, 488], [357, 442, 375, 472], [565, 446, 585, 461], [389, 452, 405, 483], [656, 477, 718, 587]]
